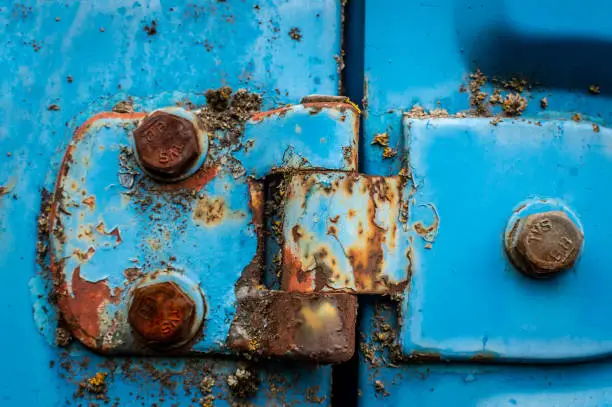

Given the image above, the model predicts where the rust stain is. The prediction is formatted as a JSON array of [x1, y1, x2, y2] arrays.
[[292, 224, 303, 242], [73, 246, 96, 262], [282, 246, 314, 292], [303, 102, 359, 115], [247, 179, 264, 227], [95, 222, 123, 245], [82, 196, 95, 210], [193, 195, 226, 226], [409, 351, 444, 362], [346, 178, 386, 291], [250, 105, 292, 122], [57, 267, 119, 348], [470, 352, 497, 362], [228, 291, 356, 363], [280, 173, 406, 294], [162, 165, 218, 191]]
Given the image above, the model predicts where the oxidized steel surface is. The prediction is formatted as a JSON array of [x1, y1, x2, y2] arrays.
[[133, 111, 201, 179], [507, 211, 584, 278], [228, 290, 357, 363], [47, 101, 359, 358], [128, 281, 198, 346], [280, 171, 409, 294]]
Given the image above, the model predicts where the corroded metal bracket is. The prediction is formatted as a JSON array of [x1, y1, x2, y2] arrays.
[[46, 94, 406, 363], [280, 172, 410, 294]]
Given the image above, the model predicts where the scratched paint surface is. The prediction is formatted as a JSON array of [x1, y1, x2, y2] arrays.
[[0, 0, 344, 405]]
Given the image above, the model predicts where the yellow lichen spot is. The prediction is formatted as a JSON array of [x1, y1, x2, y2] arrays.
[[88, 372, 106, 387], [371, 132, 389, 146], [343, 97, 362, 114], [382, 147, 397, 159], [248, 339, 260, 351]]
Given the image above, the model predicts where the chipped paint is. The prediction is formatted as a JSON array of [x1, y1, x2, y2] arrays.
[[280, 172, 410, 294]]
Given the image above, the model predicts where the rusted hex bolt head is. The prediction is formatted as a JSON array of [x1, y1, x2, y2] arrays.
[[133, 111, 201, 179], [507, 211, 584, 278], [128, 282, 197, 346]]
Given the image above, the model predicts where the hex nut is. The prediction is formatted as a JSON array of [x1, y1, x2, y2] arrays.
[[133, 111, 201, 179], [507, 211, 583, 278], [128, 281, 197, 346]]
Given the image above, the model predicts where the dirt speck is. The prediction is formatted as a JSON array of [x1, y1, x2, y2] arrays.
[[501, 93, 527, 117], [67, 75, 73, 83], [112, 98, 134, 113], [289, 27, 302, 41], [589, 85, 600, 95], [540, 97, 548, 109], [198, 87, 262, 151], [374, 380, 389, 397], [469, 69, 489, 115], [572, 113, 582, 122], [593, 123, 600, 133], [55, 327, 72, 347], [144, 20, 158, 36], [47, 104, 60, 111], [490, 117, 502, 126], [82, 372, 108, 394], [227, 367, 259, 398]]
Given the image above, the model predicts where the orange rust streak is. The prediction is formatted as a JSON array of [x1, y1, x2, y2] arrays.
[[247, 180, 264, 227], [58, 267, 118, 347], [302, 102, 360, 115], [282, 247, 314, 292], [162, 165, 218, 191], [250, 106, 292, 122]]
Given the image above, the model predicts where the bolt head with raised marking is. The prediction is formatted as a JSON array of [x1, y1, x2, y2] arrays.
[[128, 281, 196, 346], [508, 211, 583, 278], [133, 111, 201, 179]]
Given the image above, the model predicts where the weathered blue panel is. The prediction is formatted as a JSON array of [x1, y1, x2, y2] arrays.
[[0, 0, 343, 405], [359, 298, 612, 407], [401, 118, 612, 362], [358, 0, 612, 405]]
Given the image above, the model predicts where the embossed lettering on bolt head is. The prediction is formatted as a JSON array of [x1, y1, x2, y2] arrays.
[[511, 211, 583, 278], [133, 111, 200, 178], [128, 281, 197, 345]]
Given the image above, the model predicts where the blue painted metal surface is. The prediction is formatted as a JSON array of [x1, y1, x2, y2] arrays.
[[359, 298, 612, 406], [0, 0, 346, 405], [401, 118, 612, 362], [357, 0, 612, 405], [48, 104, 357, 356]]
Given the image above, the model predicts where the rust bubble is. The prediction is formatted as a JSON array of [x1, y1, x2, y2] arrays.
[[128, 281, 198, 346], [133, 111, 201, 179]]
